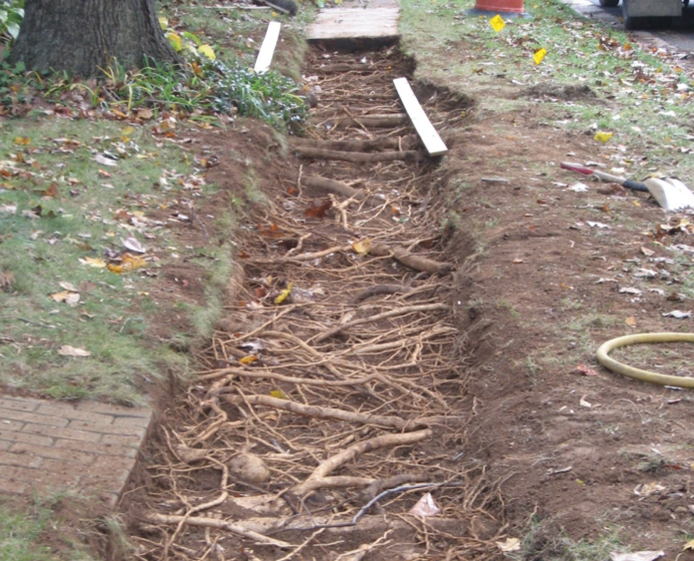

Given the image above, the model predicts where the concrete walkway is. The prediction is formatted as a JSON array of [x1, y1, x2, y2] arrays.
[[0, 396, 151, 507]]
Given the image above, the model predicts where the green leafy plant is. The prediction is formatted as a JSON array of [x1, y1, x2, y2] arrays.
[[0, 0, 23, 42]]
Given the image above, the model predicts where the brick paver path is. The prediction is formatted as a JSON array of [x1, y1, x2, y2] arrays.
[[0, 396, 151, 506]]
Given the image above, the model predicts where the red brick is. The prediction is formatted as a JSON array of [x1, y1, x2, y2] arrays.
[[112, 415, 153, 429], [0, 428, 54, 447], [0, 449, 43, 468], [29, 460, 83, 490], [76, 401, 151, 419], [36, 403, 114, 426], [9, 442, 94, 464], [0, 465, 29, 494], [0, 397, 40, 412], [0, 419, 24, 432], [0, 408, 68, 428], [0, 476, 26, 494], [23, 423, 102, 443], [55, 438, 138, 458], [100, 433, 141, 447], [67, 419, 146, 437]]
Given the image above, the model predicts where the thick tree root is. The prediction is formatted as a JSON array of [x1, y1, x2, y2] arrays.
[[223, 393, 428, 431], [143, 512, 294, 548]]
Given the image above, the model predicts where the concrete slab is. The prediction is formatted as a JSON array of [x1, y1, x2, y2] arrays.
[[0, 396, 151, 507]]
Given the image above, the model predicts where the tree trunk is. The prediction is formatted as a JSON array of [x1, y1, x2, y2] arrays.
[[8, 0, 180, 78]]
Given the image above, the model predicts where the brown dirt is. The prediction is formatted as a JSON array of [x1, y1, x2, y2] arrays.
[[115, 39, 694, 561]]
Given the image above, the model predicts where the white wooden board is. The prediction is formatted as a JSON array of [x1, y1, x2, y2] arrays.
[[254, 21, 281, 74], [306, 7, 399, 40], [393, 77, 448, 157]]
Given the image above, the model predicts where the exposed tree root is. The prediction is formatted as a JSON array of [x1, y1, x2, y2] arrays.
[[295, 147, 420, 163], [143, 512, 294, 548], [223, 393, 428, 431]]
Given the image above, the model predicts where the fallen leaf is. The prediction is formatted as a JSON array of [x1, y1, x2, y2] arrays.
[[620, 287, 642, 295], [352, 238, 371, 255], [50, 291, 80, 306], [625, 316, 637, 327], [579, 396, 592, 408], [198, 44, 216, 60], [274, 281, 293, 305], [107, 253, 146, 274], [594, 131, 613, 142], [94, 153, 118, 167], [305, 199, 332, 218], [496, 537, 521, 553], [576, 364, 599, 376], [662, 310, 691, 319], [685, 540, 694, 552], [122, 235, 146, 254], [587, 221, 610, 229], [270, 389, 288, 400], [58, 345, 91, 357], [240, 355, 258, 365], [79, 256, 106, 268], [634, 482, 666, 496]]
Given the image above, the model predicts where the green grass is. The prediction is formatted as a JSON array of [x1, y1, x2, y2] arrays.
[[0, 493, 100, 561], [0, 117, 203, 404], [399, 0, 694, 183], [512, 517, 626, 561]]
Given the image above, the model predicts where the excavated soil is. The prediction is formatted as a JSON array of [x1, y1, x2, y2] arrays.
[[121, 39, 694, 561]]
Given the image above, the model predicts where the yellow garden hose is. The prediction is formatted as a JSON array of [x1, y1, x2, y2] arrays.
[[596, 332, 694, 389]]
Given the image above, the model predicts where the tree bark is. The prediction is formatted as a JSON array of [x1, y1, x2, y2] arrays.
[[8, 0, 180, 78]]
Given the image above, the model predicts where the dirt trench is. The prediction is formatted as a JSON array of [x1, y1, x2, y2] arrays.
[[121, 44, 508, 561]]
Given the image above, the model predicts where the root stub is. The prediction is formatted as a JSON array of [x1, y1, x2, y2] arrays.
[[370, 243, 453, 274]]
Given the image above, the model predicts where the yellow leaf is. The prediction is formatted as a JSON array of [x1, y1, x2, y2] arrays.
[[489, 14, 506, 32], [159, 16, 168, 30], [274, 281, 293, 305], [122, 126, 135, 136], [167, 32, 182, 52], [270, 389, 288, 400], [107, 253, 146, 274], [240, 355, 258, 365], [198, 44, 216, 60], [13, 137, 31, 145], [533, 48, 547, 65], [684, 539, 694, 551], [352, 238, 371, 255], [79, 256, 106, 268], [594, 131, 613, 142], [625, 316, 637, 327]]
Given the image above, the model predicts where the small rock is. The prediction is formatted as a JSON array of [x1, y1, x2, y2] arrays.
[[229, 453, 270, 483]]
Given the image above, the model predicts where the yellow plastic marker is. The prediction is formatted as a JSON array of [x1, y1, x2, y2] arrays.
[[594, 131, 613, 142], [489, 14, 505, 31], [533, 48, 547, 65]]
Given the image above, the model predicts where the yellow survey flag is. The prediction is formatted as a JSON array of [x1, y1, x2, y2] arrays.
[[489, 14, 506, 32], [533, 48, 547, 65], [594, 131, 613, 142]]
